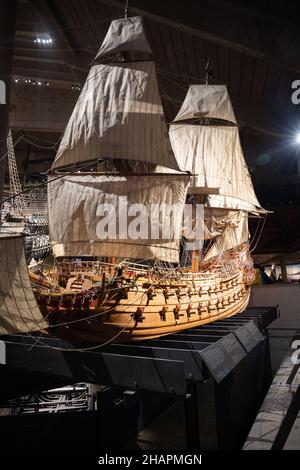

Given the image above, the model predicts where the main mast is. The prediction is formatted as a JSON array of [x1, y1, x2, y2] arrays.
[[48, 16, 189, 263]]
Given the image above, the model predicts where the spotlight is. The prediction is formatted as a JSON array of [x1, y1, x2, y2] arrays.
[[34, 36, 53, 46], [296, 133, 300, 144]]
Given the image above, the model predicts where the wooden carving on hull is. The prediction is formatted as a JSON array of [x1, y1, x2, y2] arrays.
[[30, 245, 255, 343]]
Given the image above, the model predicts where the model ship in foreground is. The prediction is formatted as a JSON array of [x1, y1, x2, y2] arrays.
[[0, 16, 265, 343]]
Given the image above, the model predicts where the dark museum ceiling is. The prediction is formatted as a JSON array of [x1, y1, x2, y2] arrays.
[[5, 0, 300, 259]]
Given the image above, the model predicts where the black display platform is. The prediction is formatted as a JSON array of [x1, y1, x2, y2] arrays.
[[0, 306, 278, 449]]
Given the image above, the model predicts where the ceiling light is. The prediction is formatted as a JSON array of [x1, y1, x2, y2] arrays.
[[34, 36, 53, 46]]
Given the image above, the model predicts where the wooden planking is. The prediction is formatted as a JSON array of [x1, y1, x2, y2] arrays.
[[205, 40, 219, 81], [239, 54, 256, 102], [170, 27, 190, 78], [272, 69, 295, 113], [260, 64, 282, 109], [192, 36, 207, 81], [17, 0, 39, 23], [159, 24, 182, 77], [229, 49, 242, 96], [145, 20, 185, 119], [76, 0, 102, 47], [145, 19, 169, 69], [217, 44, 230, 87], [250, 59, 268, 104], [181, 32, 201, 81]]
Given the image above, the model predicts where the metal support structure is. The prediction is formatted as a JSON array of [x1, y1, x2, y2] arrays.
[[7, 130, 25, 215], [280, 255, 288, 283], [0, 0, 18, 222], [184, 383, 201, 449]]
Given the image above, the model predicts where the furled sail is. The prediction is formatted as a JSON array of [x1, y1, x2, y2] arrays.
[[189, 207, 245, 241], [206, 194, 263, 213], [169, 85, 263, 212], [0, 235, 48, 335], [173, 84, 237, 124], [51, 17, 179, 171], [48, 174, 189, 262], [203, 211, 249, 261], [94, 16, 152, 61]]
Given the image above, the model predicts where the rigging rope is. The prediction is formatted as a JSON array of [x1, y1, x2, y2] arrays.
[[250, 214, 267, 253]]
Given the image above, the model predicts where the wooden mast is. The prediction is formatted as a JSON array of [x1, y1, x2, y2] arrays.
[[191, 193, 206, 272]]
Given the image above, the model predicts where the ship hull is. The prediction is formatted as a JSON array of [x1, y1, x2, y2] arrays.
[[34, 267, 253, 344]]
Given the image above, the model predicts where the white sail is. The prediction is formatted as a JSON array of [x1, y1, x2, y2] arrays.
[[203, 211, 249, 261], [169, 85, 263, 212], [0, 235, 48, 335], [206, 194, 264, 213], [48, 174, 189, 262], [173, 85, 237, 124], [94, 16, 152, 61], [52, 18, 179, 171], [190, 207, 245, 241]]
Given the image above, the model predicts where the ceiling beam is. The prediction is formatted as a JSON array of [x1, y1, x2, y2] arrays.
[[158, 75, 285, 138], [13, 53, 89, 74], [12, 67, 80, 86], [14, 54, 67, 66], [29, 0, 89, 82], [99, 0, 300, 75]]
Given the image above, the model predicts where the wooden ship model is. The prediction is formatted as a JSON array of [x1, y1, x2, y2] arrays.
[[0, 16, 265, 344]]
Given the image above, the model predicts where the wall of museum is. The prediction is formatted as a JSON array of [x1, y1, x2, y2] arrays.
[[250, 284, 300, 329], [249, 284, 300, 371]]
